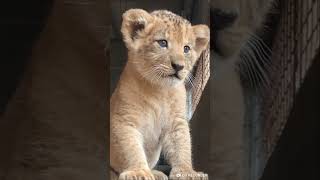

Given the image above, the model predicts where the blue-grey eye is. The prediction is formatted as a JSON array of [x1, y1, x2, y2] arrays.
[[157, 40, 168, 48], [184, 45, 190, 53]]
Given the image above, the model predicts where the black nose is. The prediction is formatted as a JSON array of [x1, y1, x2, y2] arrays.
[[211, 8, 238, 31], [210, 9, 238, 54], [171, 63, 184, 72]]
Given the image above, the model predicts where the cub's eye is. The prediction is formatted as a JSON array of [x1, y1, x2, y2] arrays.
[[184, 46, 191, 53], [156, 40, 168, 48]]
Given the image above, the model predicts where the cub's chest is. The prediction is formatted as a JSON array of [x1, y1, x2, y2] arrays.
[[139, 87, 186, 132], [145, 97, 182, 130], [152, 94, 180, 121], [141, 103, 170, 146]]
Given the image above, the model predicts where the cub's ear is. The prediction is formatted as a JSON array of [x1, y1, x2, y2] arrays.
[[121, 9, 154, 49], [192, 24, 210, 53]]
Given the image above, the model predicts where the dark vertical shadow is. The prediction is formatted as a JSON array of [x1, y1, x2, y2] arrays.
[[0, 0, 53, 114], [260, 55, 320, 180]]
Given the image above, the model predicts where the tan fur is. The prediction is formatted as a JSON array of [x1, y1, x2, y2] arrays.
[[110, 9, 209, 180]]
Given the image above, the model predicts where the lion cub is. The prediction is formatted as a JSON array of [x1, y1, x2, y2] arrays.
[[110, 9, 209, 180]]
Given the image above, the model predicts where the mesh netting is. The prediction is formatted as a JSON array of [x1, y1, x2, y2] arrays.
[[261, 0, 320, 159]]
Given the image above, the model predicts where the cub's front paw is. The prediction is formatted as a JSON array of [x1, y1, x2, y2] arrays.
[[119, 169, 155, 180], [169, 167, 208, 180], [152, 170, 168, 180]]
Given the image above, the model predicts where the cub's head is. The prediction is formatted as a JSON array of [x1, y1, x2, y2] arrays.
[[121, 9, 209, 87]]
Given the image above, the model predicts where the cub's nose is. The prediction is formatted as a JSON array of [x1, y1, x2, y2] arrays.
[[171, 63, 184, 72]]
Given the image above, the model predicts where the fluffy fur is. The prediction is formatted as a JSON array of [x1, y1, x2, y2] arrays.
[[110, 9, 209, 180], [209, 0, 275, 179]]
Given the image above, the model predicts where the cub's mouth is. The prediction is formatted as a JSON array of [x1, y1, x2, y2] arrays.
[[158, 71, 183, 80], [168, 73, 182, 80]]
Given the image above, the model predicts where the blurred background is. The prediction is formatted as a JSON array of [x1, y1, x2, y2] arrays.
[[1, 0, 319, 180]]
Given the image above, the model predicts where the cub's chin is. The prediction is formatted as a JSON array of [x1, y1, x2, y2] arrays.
[[165, 69, 188, 85], [166, 75, 185, 87], [165, 79, 184, 88], [145, 74, 184, 88]]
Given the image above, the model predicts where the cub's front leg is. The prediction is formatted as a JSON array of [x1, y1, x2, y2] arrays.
[[110, 120, 155, 180], [162, 118, 208, 180]]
